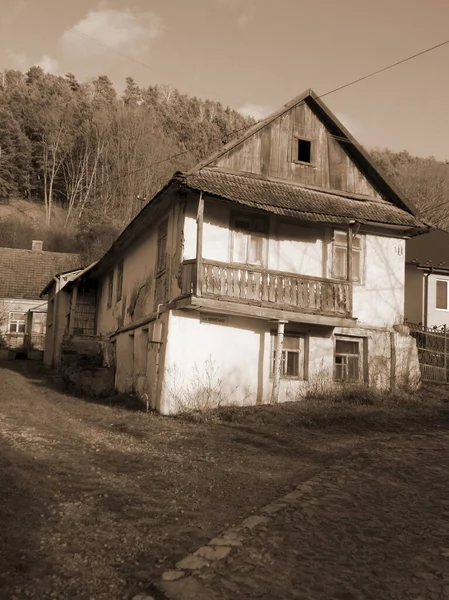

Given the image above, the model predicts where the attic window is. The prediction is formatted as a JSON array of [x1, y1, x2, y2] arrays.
[[297, 138, 311, 163]]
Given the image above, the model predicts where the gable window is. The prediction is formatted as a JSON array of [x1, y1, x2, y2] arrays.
[[436, 280, 448, 310], [332, 231, 363, 283], [107, 272, 113, 308], [271, 333, 307, 379], [156, 219, 168, 274], [231, 213, 269, 266], [9, 313, 26, 333], [116, 260, 124, 301], [291, 136, 313, 165], [334, 336, 364, 383]]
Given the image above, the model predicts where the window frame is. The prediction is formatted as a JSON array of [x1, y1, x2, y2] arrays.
[[270, 332, 308, 380], [331, 230, 364, 284], [156, 218, 168, 276], [333, 335, 365, 383], [436, 279, 449, 311], [291, 135, 314, 166], [116, 259, 124, 302], [230, 211, 269, 267], [9, 312, 26, 334], [107, 272, 114, 309]]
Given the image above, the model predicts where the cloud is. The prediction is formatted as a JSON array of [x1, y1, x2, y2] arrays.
[[5, 50, 59, 74], [238, 103, 272, 120], [60, 4, 164, 59], [215, 0, 256, 27], [237, 5, 256, 27], [37, 55, 60, 74]]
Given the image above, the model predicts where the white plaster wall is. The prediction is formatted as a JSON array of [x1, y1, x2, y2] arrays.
[[162, 311, 337, 414], [352, 236, 405, 328], [183, 198, 325, 277], [272, 222, 323, 277], [0, 298, 46, 334]]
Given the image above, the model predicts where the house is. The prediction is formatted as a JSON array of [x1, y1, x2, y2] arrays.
[[42, 89, 428, 411], [0, 241, 81, 358], [41, 265, 91, 369], [405, 228, 449, 329]]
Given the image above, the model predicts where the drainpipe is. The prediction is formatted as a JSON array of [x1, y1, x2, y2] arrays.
[[423, 268, 432, 328], [271, 320, 288, 404]]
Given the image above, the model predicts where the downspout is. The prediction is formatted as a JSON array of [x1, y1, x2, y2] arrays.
[[271, 320, 288, 404], [423, 268, 432, 328]]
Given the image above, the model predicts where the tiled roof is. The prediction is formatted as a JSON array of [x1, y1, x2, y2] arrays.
[[0, 248, 81, 300], [179, 168, 426, 229]]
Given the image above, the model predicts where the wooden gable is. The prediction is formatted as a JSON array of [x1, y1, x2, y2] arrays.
[[209, 97, 382, 199], [187, 89, 421, 219]]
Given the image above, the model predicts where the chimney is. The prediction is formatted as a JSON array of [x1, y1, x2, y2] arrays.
[[32, 240, 43, 251]]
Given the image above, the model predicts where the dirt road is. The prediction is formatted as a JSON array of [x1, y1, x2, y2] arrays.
[[1, 360, 449, 600]]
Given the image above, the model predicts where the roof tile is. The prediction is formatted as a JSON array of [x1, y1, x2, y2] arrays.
[[0, 248, 81, 300], [180, 168, 425, 228]]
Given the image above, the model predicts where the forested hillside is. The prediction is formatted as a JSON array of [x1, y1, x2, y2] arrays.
[[1, 66, 448, 263], [0, 67, 253, 261]]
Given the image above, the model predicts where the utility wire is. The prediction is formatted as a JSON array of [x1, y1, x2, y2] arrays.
[[64, 27, 163, 76], [80, 36, 449, 192]]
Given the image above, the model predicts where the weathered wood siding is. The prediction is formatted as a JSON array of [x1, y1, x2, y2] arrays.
[[212, 102, 382, 199]]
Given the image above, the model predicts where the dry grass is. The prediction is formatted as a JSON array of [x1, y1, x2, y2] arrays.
[[1, 361, 449, 600]]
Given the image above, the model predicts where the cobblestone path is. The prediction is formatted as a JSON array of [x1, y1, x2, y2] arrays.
[[159, 431, 449, 600]]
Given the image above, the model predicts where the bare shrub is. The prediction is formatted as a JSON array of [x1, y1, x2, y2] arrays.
[[165, 357, 235, 414]]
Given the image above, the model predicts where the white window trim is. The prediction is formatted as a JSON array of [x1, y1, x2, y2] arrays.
[[331, 230, 365, 285], [9, 312, 26, 334], [230, 212, 269, 267], [435, 279, 449, 311], [270, 332, 308, 381], [334, 335, 366, 383]]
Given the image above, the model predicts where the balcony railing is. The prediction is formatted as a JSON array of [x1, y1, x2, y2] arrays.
[[181, 259, 351, 317]]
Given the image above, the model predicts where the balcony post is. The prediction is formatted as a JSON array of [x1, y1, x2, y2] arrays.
[[271, 319, 288, 404], [347, 223, 353, 315], [196, 192, 204, 297]]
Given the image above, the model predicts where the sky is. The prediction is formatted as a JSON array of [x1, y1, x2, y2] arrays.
[[1, 0, 449, 160]]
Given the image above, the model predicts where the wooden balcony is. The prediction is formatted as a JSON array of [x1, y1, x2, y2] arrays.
[[180, 259, 352, 318]]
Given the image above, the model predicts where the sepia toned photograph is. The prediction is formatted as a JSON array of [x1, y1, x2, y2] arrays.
[[0, 1, 449, 598]]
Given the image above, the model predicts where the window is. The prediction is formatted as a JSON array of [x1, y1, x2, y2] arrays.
[[156, 219, 168, 274], [231, 213, 269, 266], [107, 272, 113, 308], [271, 333, 306, 379], [116, 260, 124, 301], [9, 313, 26, 333], [334, 336, 363, 383], [297, 138, 312, 163], [332, 231, 363, 282], [436, 280, 448, 310]]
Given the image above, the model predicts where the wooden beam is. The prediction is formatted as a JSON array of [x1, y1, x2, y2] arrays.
[[186, 296, 357, 328], [347, 224, 353, 315], [271, 320, 287, 404], [196, 192, 204, 297]]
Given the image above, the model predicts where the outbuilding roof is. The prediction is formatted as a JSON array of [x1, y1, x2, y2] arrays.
[[0, 248, 81, 300]]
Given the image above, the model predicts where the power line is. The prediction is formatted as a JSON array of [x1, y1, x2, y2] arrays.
[[82, 36, 449, 193], [63, 27, 163, 76]]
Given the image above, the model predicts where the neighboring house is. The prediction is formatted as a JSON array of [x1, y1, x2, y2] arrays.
[[41, 265, 90, 368], [43, 89, 428, 412], [0, 241, 81, 357], [405, 229, 449, 329]]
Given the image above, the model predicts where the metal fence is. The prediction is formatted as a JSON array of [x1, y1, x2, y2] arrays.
[[407, 322, 449, 383]]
